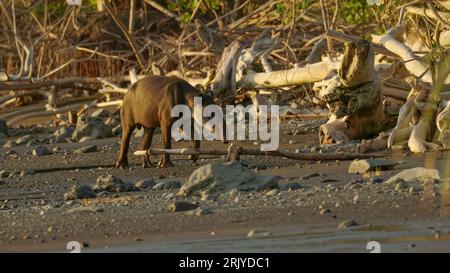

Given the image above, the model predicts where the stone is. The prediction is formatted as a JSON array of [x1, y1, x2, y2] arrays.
[[94, 174, 133, 192], [348, 159, 398, 174], [281, 182, 302, 191], [301, 172, 320, 179], [169, 200, 198, 212], [152, 180, 181, 190], [0, 120, 7, 135], [72, 114, 112, 141], [53, 126, 74, 143], [178, 162, 280, 196], [338, 220, 358, 229], [394, 179, 408, 191], [246, 229, 271, 238], [369, 177, 384, 184], [0, 170, 10, 178], [134, 179, 155, 190], [112, 125, 122, 136], [32, 146, 52, 156], [74, 145, 98, 154], [3, 140, 14, 148], [0, 180, 5, 185], [16, 134, 33, 145], [385, 168, 440, 184], [64, 185, 96, 200], [4, 150, 18, 156], [264, 189, 279, 197]]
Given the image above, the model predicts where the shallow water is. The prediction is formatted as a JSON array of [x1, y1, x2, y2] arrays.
[[85, 220, 450, 253]]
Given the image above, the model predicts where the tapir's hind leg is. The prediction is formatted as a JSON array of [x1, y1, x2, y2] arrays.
[[141, 127, 155, 168]]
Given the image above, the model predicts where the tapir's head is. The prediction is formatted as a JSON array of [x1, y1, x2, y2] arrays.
[[189, 90, 228, 144]]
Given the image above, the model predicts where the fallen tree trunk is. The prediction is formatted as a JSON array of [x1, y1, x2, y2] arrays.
[[134, 147, 383, 161]]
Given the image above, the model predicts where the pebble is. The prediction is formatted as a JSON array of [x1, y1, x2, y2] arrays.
[[338, 220, 358, 229], [32, 146, 52, 157], [169, 201, 198, 212]]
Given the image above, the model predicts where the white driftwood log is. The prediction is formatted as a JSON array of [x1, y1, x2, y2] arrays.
[[372, 26, 450, 84]]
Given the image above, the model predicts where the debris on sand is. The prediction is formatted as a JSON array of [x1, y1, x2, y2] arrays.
[[72, 114, 112, 141], [74, 145, 98, 154], [338, 220, 358, 229], [247, 229, 271, 238], [32, 146, 52, 157], [134, 179, 155, 190], [153, 180, 181, 190], [178, 161, 279, 196], [65, 206, 104, 214], [16, 134, 33, 145], [64, 185, 97, 200], [93, 175, 133, 193], [169, 200, 198, 212], [348, 159, 398, 174], [53, 126, 74, 143], [385, 167, 440, 184], [0, 170, 9, 178]]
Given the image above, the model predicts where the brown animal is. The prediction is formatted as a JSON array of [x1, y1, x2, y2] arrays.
[[116, 75, 221, 169]]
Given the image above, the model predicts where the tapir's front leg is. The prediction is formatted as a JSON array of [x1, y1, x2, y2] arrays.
[[159, 120, 174, 168]]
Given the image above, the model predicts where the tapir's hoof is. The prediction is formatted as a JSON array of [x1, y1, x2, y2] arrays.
[[115, 161, 129, 169]]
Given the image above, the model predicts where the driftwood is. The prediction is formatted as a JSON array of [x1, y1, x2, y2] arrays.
[[133, 145, 382, 162]]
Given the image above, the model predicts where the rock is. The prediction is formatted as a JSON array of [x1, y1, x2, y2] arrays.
[[178, 161, 279, 196], [0, 120, 7, 135], [74, 145, 98, 154], [32, 146, 52, 156], [64, 185, 96, 200], [26, 138, 39, 147], [338, 220, 358, 229], [320, 209, 331, 214], [0, 170, 10, 178], [385, 168, 440, 184], [79, 136, 94, 143], [72, 114, 112, 141], [66, 206, 104, 214], [112, 125, 122, 136], [247, 162, 268, 170], [16, 134, 33, 145], [53, 126, 74, 143], [0, 180, 5, 185], [394, 179, 409, 191], [348, 159, 398, 174], [134, 179, 155, 190], [4, 150, 18, 156], [187, 207, 213, 216], [281, 182, 302, 191], [152, 180, 181, 190], [247, 229, 271, 238], [169, 200, 198, 212], [301, 172, 320, 179], [369, 177, 384, 184], [94, 175, 133, 192], [96, 191, 112, 197], [3, 140, 15, 148], [91, 109, 111, 119], [264, 189, 279, 197]]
